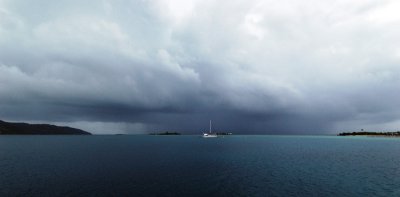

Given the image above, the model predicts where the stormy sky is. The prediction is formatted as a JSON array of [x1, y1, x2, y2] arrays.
[[1, 0, 400, 134]]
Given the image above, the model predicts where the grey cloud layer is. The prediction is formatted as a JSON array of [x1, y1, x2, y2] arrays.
[[1, 0, 400, 133]]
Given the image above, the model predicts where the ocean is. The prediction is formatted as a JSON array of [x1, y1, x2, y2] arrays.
[[1, 135, 400, 196]]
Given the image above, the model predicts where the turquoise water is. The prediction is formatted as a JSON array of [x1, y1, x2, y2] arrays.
[[1, 135, 400, 196]]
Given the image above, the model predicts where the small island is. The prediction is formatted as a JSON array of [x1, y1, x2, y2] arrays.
[[338, 131, 400, 137], [216, 132, 233, 135], [149, 131, 181, 135], [0, 120, 91, 135]]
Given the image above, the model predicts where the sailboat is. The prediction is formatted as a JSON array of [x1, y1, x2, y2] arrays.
[[203, 120, 217, 138]]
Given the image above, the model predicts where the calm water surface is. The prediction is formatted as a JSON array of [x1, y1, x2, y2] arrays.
[[1, 135, 400, 196]]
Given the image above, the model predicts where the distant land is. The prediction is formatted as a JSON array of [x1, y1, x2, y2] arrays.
[[149, 131, 233, 135], [0, 120, 91, 135], [338, 131, 400, 137], [149, 131, 181, 135], [216, 132, 233, 135]]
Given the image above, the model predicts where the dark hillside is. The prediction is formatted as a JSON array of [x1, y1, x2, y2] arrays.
[[0, 120, 91, 135]]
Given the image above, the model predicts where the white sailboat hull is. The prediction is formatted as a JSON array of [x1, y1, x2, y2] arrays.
[[203, 133, 217, 138]]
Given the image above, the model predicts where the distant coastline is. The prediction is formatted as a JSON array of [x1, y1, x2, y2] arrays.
[[338, 131, 400, 137], [149, 132, 233, 136], [0, 120, 91, 135], [216, 132, 233, 135], [149, 131, 181, 135]]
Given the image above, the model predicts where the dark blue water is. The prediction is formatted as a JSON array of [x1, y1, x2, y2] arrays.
[[1, 135, 400, 196]]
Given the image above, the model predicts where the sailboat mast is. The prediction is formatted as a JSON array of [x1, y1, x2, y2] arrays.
[[209, 120, 212, 133]]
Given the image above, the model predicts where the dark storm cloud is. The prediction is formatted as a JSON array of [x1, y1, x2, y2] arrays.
[[1, 0, 400, 134]]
